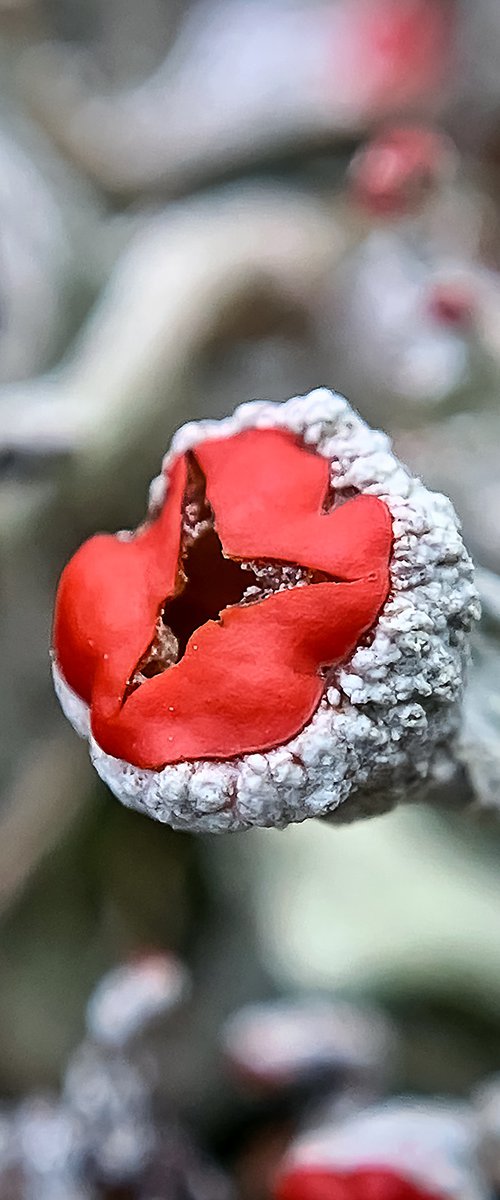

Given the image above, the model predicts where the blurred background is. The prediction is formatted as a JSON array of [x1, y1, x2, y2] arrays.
[[2, 0, 500, 1195]]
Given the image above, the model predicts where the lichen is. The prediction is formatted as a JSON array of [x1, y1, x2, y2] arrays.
[[53, 388, 479, 832]]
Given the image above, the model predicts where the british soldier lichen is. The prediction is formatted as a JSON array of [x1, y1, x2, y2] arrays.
[[52, 389, 479, 832]]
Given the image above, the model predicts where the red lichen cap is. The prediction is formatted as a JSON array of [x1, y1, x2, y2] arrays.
[[349, 126, 457, 217], [275, 1167, 441, 1200], [331, 0, 456, 118], [53, 429, 391, 769], [52, 390, 478, 832], [427, 280, 477, 330]]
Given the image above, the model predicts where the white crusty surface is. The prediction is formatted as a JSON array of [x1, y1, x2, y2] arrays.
[[53, 389, 480, 832]]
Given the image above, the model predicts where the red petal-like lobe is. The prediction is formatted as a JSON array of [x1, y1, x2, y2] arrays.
[[195, 430, 392, 579], [53, 456, 186, 717], [91, 573, 388, 768], [275, 1169, 442, 1200]]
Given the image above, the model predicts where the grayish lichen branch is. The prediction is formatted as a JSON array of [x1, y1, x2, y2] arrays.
[[0, 187, 340, 498]]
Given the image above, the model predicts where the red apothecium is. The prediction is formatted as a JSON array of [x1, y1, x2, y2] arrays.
[[53, 429, 391, 770]]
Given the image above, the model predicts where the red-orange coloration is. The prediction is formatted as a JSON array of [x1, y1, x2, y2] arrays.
[[53, 430, 392, 769], [350, 127, 453, 217], [357, 0, 455, 110], [427, 282, 476, 329], [275, 1167, 443, 1200], [196, 431, 390, 578], [54, 455, 187, 722]]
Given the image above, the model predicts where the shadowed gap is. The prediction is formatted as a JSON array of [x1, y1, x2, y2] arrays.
[[163, 524, 256, 658]]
